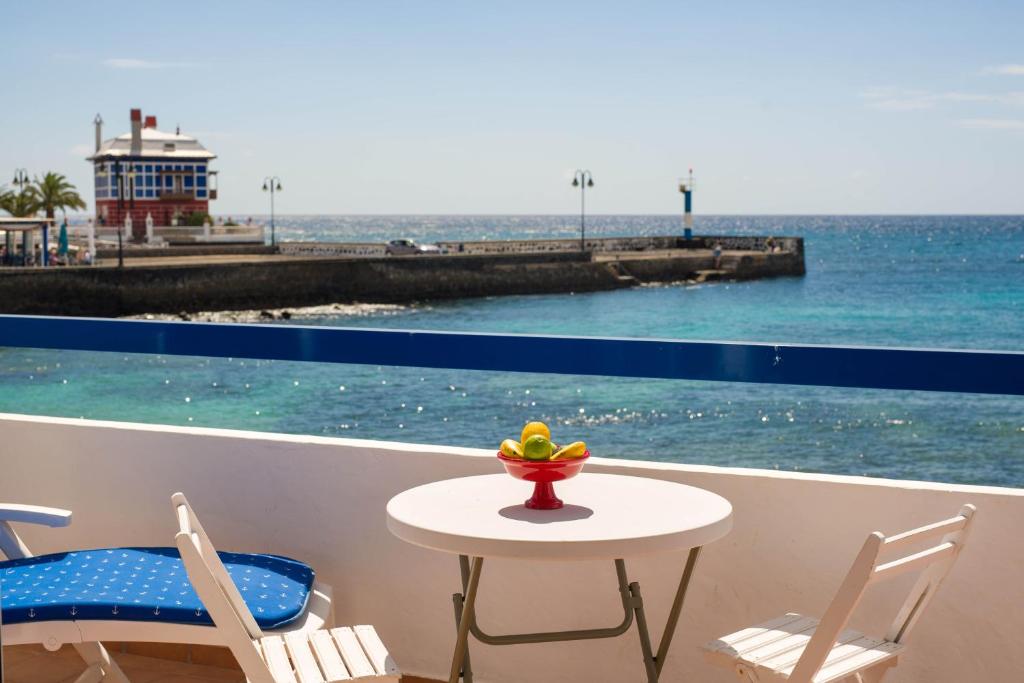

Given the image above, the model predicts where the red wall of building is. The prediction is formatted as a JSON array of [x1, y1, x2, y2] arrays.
[[96, 200, 210, 236]]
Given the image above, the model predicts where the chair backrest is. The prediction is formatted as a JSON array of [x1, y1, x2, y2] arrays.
[[788, 504, 976, 683], [172, 492, 275, 683]]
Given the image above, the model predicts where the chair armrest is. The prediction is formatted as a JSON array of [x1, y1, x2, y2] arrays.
[[0, 503, 72, 527]]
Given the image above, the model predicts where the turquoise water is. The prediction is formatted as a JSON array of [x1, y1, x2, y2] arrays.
[[2, 215, 1022, 486]]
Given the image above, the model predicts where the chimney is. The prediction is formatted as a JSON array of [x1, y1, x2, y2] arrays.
[[130, 108, 142, 155], [144, 115, 157, 129], [93, 113, 103, 153]]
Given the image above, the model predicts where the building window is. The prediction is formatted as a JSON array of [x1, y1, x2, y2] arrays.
[[145, 189, 154, 198], [196, 175, 206, 188], [196, 190, 207, 199], [164, 176, 173, 188], [183, 176, 193, 188], [144, 165, 153, 173]]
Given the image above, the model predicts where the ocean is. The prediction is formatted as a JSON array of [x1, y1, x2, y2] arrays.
[[2, 215, 1022, 487]]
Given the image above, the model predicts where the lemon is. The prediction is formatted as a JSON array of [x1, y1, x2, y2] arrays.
[[522, 434, 554, 461], [551, 441, 587, 460], [500, 439, 524, 458], [521, 421, 551, 444]]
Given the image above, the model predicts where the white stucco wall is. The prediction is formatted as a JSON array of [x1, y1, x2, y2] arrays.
[[0, 413, 1021, 682]]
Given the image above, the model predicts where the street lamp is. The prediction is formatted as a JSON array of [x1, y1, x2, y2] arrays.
[[571, 170, 594, 252], [262, 176, 282, 247], [12, 168, 29, 191]]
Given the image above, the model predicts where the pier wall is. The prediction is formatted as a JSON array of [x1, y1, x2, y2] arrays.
[[0, 252, 622, 317], [618, 249, 805, 281], [0, 236, 805, 317]]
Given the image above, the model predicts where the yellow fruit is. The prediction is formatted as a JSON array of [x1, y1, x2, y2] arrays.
[[521, 421, 551, 444], [522, 434, 554, 461], [551, 441, 587, 460], [500, 439, 524, 458]]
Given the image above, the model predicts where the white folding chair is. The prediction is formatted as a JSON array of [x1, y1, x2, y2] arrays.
[[703, 504, 976, 683], [173, 492, 401, 683]]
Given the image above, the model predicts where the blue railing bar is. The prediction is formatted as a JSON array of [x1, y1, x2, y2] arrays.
[[0, 315, 1022, 396]]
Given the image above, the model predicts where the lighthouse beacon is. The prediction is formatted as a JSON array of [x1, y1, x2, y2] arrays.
[[88, 108, 217, 238]]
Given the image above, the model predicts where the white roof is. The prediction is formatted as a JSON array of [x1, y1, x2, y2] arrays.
[[89, 127, 216, 161]]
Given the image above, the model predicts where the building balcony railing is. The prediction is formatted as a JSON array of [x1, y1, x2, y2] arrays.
[[157, 191, 195, 201]]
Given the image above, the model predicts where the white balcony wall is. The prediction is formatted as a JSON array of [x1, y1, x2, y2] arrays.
[[1, 413, 1021, 682]]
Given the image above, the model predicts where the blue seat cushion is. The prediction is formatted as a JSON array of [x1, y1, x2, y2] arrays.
[[0, 547, 314, 629]]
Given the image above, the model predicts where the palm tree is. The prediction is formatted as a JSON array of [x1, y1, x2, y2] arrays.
[[0, 185, 41, 217], [32, 172, 86, 220]]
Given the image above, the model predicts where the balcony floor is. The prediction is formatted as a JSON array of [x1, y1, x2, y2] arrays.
[[3, 645, 438, 683]]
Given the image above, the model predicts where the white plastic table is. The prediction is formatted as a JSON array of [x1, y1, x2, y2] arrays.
[[387, 473, 733, 682]]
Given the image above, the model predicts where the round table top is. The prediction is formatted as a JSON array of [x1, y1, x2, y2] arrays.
[[386, 473, 733, 561]]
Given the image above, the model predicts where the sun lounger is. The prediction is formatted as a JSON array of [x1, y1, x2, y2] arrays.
[[0, 495, 400, 682]]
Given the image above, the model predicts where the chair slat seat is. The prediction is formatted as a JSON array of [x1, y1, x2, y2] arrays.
[[703, 613, 905, 683], [258, 625, 397, 682], [701, 505, 974, 683]]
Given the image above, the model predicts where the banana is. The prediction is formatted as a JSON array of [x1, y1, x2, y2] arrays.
[[500, 439, 524, 458], [551, 441, 587, 460]]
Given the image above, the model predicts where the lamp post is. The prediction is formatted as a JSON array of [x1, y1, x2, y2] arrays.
[[571, 170, 594, 252], [12, 168, 29, 193], [262, 176, 282, 247], [12, 169, 31, 266]]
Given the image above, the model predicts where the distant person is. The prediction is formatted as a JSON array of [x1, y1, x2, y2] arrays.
[[246, 216, 252, 225], [713, 242, 723, 269], [765, 236, 777, 253]]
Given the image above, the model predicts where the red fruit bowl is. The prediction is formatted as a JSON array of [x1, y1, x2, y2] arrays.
[[497, 450, 590, 510]]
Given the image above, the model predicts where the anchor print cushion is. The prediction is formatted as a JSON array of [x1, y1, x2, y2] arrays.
[[0, 547, 314, 629]]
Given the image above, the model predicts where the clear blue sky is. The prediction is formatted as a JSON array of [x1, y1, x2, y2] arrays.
[[2, 1, 1022, 215]]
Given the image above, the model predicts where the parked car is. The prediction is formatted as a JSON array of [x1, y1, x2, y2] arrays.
[[385, 239, 446, 255]]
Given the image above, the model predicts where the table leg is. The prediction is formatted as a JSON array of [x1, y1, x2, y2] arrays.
[[447, 551, 702, 683], [452, 556, 474, 683], [626, 579, 660, 682], [449, 556, 482, 683], [654, 546, 702, 677]]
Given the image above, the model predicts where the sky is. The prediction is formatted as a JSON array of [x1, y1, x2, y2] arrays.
[[1, 1, 1023, 215]]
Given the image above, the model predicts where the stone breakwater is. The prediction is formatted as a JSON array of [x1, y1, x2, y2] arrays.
[[0, 236, 804, 317]]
